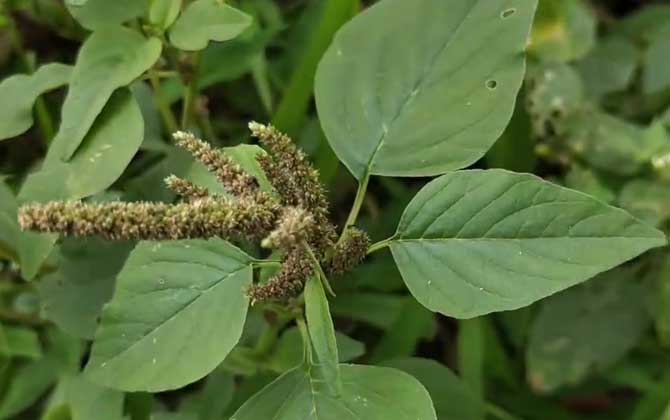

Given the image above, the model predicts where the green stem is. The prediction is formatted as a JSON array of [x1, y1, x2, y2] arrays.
[[181, 52, 201, 129], [339, 173, 370, 242], [253, 260, 282, 269], [367, 237, 394, 255], [485, 403, 524, 420], [148, 69, 179, 134], [303, 242, 336, 297], [7, 17, 55, 144], [296, 316, 313, 365]]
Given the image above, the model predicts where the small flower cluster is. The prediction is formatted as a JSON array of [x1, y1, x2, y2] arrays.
[[18, 124, 370, 303]]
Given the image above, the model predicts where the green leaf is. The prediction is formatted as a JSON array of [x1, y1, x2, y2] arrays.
[[38, 238, 134, 339], [48, 375, 124, 420], [330, 293, 406, 330], [84, 239, 253, 392], [619, 5, 670, 43], [315, 0, 537, 179], [149, 0, 183, 30], [3, 326, 42, 360], [527, 269, 650, 393], [52, 27, 161, 162], [564, 165, 615, 204], [169, 0, 252, 51], [652, 256, 670, 347], [576, 36, 639, 98], [644, 34, 670, 95], [457, 319, 484, 401], [0, 63, 72, 141], [222, 144, 274, 194], [181, 143, 275, 197], [370, 298, 435, 363], [381, 358, 484, 420], [304, 275, 341, 394], [619, 180, 670, 227], [529, 0, 596, 62], [0, 330, 81, 419], [0, 182, 19, 260], [389, 169, 667, 319], [562, 111, 665, 176], [232, 364, 437, 420], [67, 0, 149, 30], [18, 89, 144, 280], [179, 369, 234, 420]]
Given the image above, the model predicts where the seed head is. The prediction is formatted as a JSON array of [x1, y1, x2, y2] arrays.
[[173, 131, 257, 196], [18, 198, 280, 241], [249, 122, 337, 255], [261, 207, 315, 250], [164, 175, 209, 201], [326, 228, 370, 276], [247, 247, 313, 303]]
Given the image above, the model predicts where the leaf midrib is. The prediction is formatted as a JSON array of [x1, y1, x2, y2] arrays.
[[362, 0, 479, 177]]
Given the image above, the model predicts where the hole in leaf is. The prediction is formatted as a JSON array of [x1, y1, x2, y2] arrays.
[[486, 80, 498, 90], [501, 8, 516, 18]]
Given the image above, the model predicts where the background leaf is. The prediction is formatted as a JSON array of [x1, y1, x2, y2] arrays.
[[67, 0, 149, 30], [84, 239, 252, 392], [149, 0, 183, 30], [38, 238, 134, 339], [381, 358, 484, 420], [526, 269, 651, 393], [389, 169, 666, 318], [315, 0, 537, 179], [52, 27, 160, 161], [0, 63, 72, 141], [169, 0, 252, 51]]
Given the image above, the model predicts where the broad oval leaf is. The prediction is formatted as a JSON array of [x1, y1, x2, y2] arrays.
[[381, 358, 484, 420], [232, 364, 437, 420], [304, 275, 341, 395], [527, 269, 650, 393], [52, 27, 161, 162], [389, 169, 667, 319], [67, 0, 149, 30], [315, 0, 537, 179], [0, 63, 72, 141], [169, 0, 252, 51], [84, 239, 253, 392], [18, 89, 144, 280]]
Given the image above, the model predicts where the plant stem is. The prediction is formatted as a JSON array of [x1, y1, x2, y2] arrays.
[[339, 173, 370, 242], [181, 52, 201, 129], [296, 316, 313, 365], [303, 242, 336, 297], [485, 403, 523, 420], [253, 260, 282, 269], [367, 237, 394, 255], [7, 17, 55, 144], [148, 69, 179, 134]]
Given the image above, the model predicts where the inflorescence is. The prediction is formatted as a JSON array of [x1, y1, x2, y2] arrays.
[[18, 123, 369, 303]]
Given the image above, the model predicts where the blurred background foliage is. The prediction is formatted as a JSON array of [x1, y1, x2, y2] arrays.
[[0, 0, 669, 419]]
